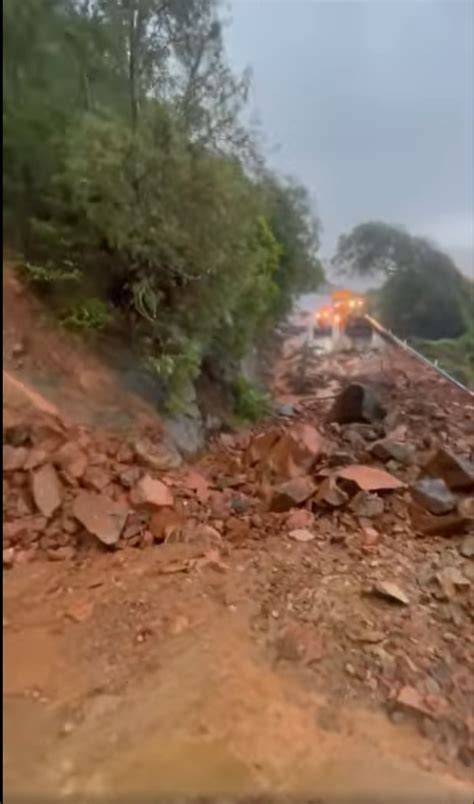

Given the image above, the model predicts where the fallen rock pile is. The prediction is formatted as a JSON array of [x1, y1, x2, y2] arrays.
[[3, 380, 474, 568]]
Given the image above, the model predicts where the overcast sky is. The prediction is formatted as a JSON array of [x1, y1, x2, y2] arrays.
[[225, 0, 474, 276]]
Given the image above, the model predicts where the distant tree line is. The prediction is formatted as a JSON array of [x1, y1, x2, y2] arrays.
[[333, 221, 471, 341]]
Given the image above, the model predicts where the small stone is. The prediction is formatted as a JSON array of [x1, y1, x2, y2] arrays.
[[269, 476, 316, 512], [286, 509, 314, 530], [288, 528, 315, 543], [389, 710, 406, 725], [395, 685, 431, 716], [370, 440, 412, 465], [60, 721, 76, 737], [418, 716, 438, 741], [131, 475, 174, 509], [314, 476, 349, 507], [425, 448, 474, 491], [410, 478, 456, 515], [369, 581, 409, 606], [47, 546, 76, 561], [134, 437, 182, 471], [349, 490, 384, 518], [3, 547, 15, 568], [118, 466, 141, 488], [54, 442, 88, 479], [435, 566, 470, 600], [459, 533, 474, 558], [458, 496, 474, 520], [12, 340, 26, 359], [230, 495, 250, 515], [275, 402, 296, 417], [31, 464, 62, 518]]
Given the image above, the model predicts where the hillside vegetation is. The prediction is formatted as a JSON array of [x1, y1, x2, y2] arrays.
[[3, 0, 324, 411]]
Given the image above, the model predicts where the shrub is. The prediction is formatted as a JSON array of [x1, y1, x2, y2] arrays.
[[61, 298, 112, 331], [231, 376, 271, 422]]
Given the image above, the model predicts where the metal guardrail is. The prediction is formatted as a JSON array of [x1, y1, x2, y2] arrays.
[[365, 314, 474, 398]]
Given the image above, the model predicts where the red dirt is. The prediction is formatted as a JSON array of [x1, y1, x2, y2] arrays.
[[3, 278, 474, 800]]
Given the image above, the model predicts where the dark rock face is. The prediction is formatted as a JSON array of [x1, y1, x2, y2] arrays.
[[329, 383, 387, 425]]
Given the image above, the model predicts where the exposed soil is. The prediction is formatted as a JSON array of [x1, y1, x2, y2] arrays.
[[3, 272, 474, 802]]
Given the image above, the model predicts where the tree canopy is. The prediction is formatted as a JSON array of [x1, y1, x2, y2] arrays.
[[3, 0, 324, 407]]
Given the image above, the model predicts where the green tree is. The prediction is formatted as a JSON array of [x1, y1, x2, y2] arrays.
[[3, 0, 324, 409], [333, 221, 467, 340]]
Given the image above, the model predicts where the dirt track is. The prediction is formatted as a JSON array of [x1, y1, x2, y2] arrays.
[[3, 295, 474, 801]]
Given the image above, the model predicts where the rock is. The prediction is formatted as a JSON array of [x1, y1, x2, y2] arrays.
[[130, 475, 174, 508], [341, 432, 366, 458], [47, 546, 76, 561], [134, 437, 182, 471], [31, 464, 62, 518], [327, 449, 357, 467], [3, 445, 28, 472], [275, 402, 296, 417], [164, 412, 205, 458], [410, 478, 457, 515], [266, 423, 324, 480], [329, 383, 386, 424], [349, 626, 385, 643], [350, 490, 384, 518], [435, 566, 470, 600], [459, 533, 474, 558], [83, 466, 110, 492], [286, 509, 314, 530], [314, 476, 349, 507], [458, 496, 474, 520], [230, 495, 250, 514], [181, 469, 210, 503], [269, 476, 316, 512], [409, 502, 467, 536], [370, 581, 409, 606], [54, 442, 87, 479], [149, 508, 186, 542], [72, 492, 128, 546], [118, 466, 141, 488], [370, 440, 412, 465], [24, 448, 48, 471], [3, 547, 15, 568], [288, 528, 315, 542], [395, 686, 431, 716], [425, 448, 474, 491], [246, 430, 281, 466], [336, 464, 403, 492], [11, 340, 26, 359]]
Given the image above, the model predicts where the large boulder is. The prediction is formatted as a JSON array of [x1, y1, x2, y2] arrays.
[[329, 383, 386, 425]]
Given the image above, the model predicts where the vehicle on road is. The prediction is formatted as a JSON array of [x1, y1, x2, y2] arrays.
[[313, 305, 335, 335]]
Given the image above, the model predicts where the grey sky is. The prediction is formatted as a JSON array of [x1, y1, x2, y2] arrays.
[[225, 0, 474, 276]]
